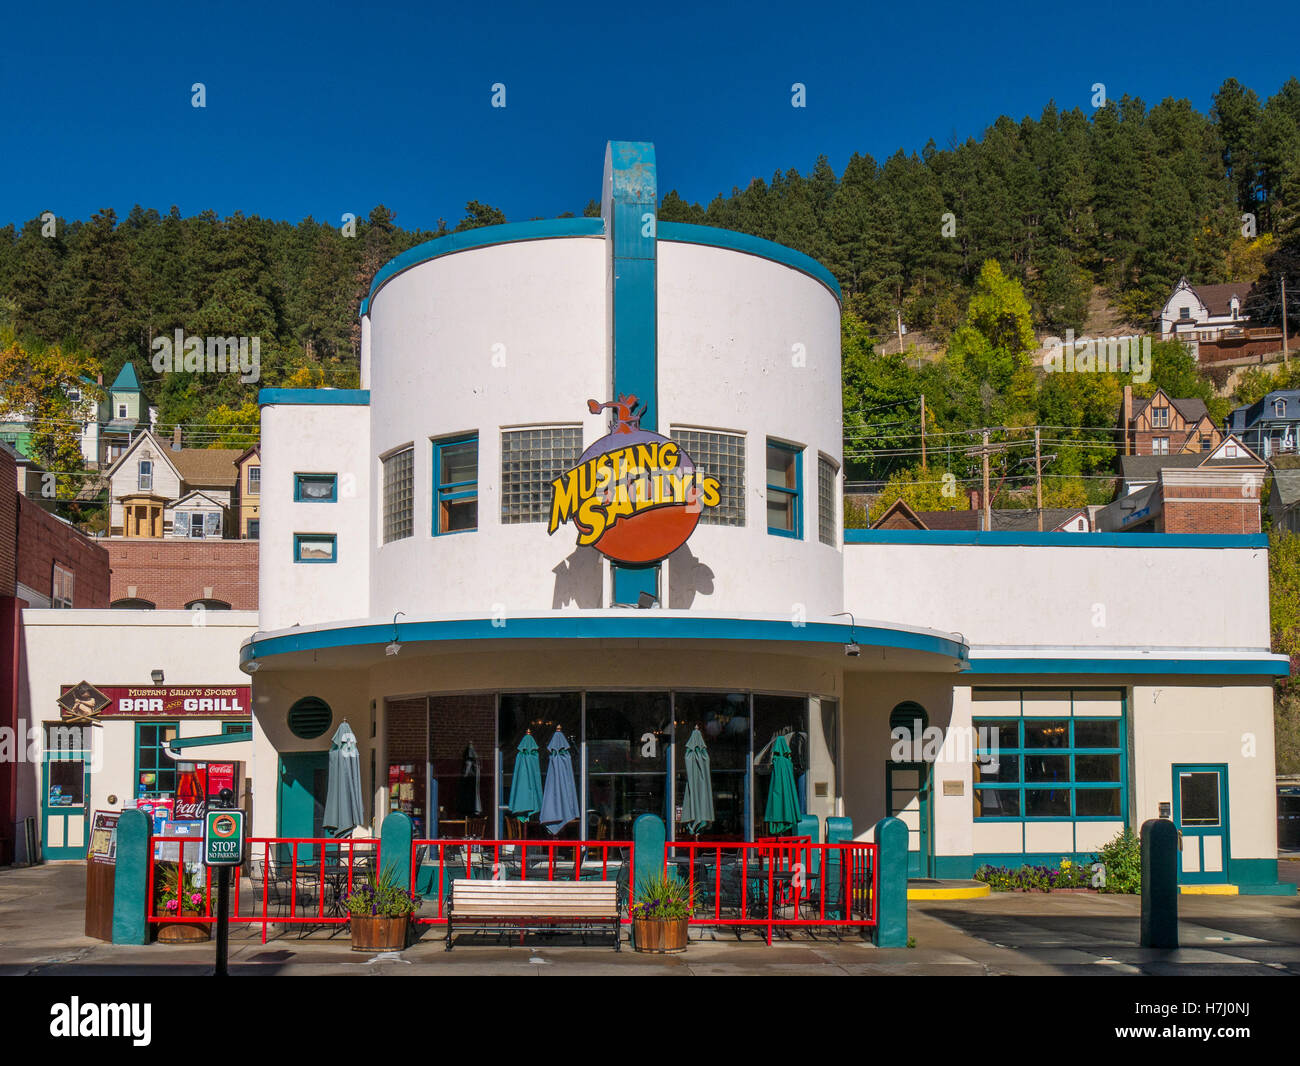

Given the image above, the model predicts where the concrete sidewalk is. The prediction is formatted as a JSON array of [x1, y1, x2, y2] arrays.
[[2, 862, 1298, 976]]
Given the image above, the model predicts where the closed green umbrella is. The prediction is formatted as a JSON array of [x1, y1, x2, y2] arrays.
[[323, 722, 363, 836], [680, 728, 714, 835], [763, 735, 801, 835], [506, 732, 543, 825]]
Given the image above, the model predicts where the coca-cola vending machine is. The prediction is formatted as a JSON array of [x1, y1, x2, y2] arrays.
[[173, 761, 243, 821]]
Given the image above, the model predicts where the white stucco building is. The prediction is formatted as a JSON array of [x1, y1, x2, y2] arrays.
[[239, 142, 1290, 891]]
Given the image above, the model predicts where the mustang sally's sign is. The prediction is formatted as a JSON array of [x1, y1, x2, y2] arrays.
[[548, 396, 721, 565], [58, 682, 251, 722]]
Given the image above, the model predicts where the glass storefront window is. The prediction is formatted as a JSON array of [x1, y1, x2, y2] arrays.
[[498, 693, 580, 840], [673, 692, 749, 841], [585, 692, 672, 842], [752, 695, 809, 836]]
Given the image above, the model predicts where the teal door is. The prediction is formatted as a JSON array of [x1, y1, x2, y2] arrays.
[[886, 762, 932, 878], [278, 752, 329, 865], [42, 746, 91, 861], [1172, 764, 1230, 884]]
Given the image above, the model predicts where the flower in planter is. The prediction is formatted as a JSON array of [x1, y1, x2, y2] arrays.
[[344, 864, 420, 919]]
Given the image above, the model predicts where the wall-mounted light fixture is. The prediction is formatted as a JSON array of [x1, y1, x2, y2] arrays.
[[831, 611, 860, 657], [151, 669, 165, 684], [386, 611, 405, 656]]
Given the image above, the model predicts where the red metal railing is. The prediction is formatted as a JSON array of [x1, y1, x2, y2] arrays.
[[409, 839, 635, 923], [145, 833, 877, 947], [668, 839, 877, 944], [411, 836, 877, 945], [146, 836, 380, 944]]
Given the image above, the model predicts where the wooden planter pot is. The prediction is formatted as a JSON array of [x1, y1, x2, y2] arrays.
[[350, 915, 409, 952], [632, 917, 688, 953], [157, 922, 211, 943]]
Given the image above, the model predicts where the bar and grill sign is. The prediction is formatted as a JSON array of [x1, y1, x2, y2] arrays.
[[203, 808, 244, 866]]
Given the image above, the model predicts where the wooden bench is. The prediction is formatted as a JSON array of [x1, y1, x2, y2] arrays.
[[445, 879, 621, 951]]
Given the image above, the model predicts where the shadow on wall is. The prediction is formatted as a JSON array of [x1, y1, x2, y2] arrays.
[[667, 544, 715, 609], [552, 547, 602, 609]]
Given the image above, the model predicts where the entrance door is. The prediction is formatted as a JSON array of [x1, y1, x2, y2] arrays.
[[42, 728, 91, 861], [1172, 764, 1230, 884], [886, 761, 931, 878], [279, 752, 329, 864]]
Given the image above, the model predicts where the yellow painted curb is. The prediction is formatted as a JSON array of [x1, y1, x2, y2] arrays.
[[908, 883, 990, 900], [1179, 884, 1238, 895]]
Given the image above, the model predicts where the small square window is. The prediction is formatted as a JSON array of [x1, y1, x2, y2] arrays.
[[294, 534, 336, 563], [294, 473, 338, 502]]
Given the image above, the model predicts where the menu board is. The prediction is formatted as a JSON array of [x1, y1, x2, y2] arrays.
[[87, 811, 119, 865]]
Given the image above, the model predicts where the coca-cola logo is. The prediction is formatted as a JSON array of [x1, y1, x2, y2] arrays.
[[175, 800, 205, 820]]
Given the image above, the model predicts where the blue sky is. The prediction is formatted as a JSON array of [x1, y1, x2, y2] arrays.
[[3, 0, 1298, 230]]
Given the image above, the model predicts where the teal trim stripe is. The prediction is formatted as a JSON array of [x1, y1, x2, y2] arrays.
[[241, 616, 969, 666], [259, 389, 370, 407], [361, 218, 604, 315], [970, 657, 1289, 677], [658, 221, 842, 302], [846, 530, 1268, 548], [607, 141, 658, 431], [168, 732, 253, 750]]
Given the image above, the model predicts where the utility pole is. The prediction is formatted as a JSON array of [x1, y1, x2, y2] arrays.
[[982, 430, 991, 532], [1034, 427, 1043, 532], [1283, 275, 1290, 369], [920, 394, 927, 470], [896, 309, 904, 355], [965, 431, 1016, 532]]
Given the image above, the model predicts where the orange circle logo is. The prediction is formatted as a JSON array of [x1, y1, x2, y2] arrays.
[[548, 397, 721, 565]]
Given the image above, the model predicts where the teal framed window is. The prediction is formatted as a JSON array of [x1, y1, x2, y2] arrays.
[[223, 721, 252, 736], [135, 722, 180, 795], [294, 533, 336, 563], [433, 434, 477, 535], [294, 473, 337, 502], [766, 440, 802, 538], [972, 689, 1127, 821]]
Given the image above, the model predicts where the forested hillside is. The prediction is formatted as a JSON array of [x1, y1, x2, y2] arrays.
[[1, 77, 1298, 474]]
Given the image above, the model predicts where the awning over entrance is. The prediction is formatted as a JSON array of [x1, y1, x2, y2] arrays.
[[238, 612, 970, 675]]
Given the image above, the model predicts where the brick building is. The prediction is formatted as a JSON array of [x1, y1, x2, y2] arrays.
[[1122, 385, 1222, 457], [1, 442, 111, 863], [105, 538, 258, 610], [1098, 436, 1266, 533]]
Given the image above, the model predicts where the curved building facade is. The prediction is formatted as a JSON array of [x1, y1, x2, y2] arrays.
[[244, 142, 1288, 890]]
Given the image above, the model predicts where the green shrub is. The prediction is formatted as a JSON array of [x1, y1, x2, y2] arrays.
[[1093, 827, 1141, 893]]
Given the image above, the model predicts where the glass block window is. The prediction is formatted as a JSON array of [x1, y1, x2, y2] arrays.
[[817, 454, 837, 545], [501, 426, 583, 524], [670, 428, 745, 526], [382, 447, 414, 543]]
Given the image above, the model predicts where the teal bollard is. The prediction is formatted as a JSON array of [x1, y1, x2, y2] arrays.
[[796, 814, 820, 880], [873, 816, 909, 947], [112, 809, 152, 945], [1140, 818, 1179, 948], [823, 817, 853, 919], [381, 812, 414, 893], [632, 813, 666, 892]]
